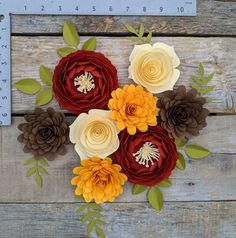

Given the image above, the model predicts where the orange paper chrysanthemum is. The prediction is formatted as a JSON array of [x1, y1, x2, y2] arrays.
[[71, 157, 127, 204], [108, 84, 159, 135]]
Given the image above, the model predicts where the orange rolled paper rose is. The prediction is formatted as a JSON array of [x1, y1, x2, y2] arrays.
[[108, 84, 159, 135], [71, 157, 127, 204]]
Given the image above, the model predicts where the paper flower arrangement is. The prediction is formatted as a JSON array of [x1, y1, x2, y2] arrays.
[[15, 22, 215, 238]]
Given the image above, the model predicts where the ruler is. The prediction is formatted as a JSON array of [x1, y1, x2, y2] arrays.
[[0, 0, 196, 126]]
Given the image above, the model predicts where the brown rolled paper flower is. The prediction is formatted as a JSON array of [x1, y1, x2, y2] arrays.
[[17, 107, 70, 161], [157, 85, 209, 140]]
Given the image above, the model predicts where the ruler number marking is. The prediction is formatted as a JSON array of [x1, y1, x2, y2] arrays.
[[177, 7, 185, 13], [75, 6, 79, 11], [58, 6, 62, 11], [126, 6, 130, 12], [109, 6, 113, 12], [41, 5, 45, 11]]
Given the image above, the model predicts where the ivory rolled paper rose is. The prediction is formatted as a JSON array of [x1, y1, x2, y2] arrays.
[[69, 109, 120, 160], [128, 43, 180, 93]]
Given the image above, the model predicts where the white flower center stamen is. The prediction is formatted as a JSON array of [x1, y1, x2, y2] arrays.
[[74, 72, 95, 94], [133, 142, 160, 168]]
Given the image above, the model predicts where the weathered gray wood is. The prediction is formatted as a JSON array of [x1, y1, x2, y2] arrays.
[[11, 0, 236, 36], [0, 202, 235, 238], [0, 116, 235, 203], [12, 36, 236, 113]]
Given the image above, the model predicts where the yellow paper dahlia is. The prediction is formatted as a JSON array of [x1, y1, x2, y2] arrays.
[[71, 157, 127, 204], [108, 84, 159, 135]]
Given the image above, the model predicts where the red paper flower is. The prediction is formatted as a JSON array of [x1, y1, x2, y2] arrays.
[[114, 126, 178, 186], [53, 50, 118, 114]]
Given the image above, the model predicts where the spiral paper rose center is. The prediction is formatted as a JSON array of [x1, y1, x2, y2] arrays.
[[125, 103, 137, 116], [85, 121, 110, 147], [74, 71, 95, 94]]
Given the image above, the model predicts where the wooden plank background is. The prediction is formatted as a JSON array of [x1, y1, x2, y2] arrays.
[[1, 1, 236, 237]]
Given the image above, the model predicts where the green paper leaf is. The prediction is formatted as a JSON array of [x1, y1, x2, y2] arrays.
[[127, 36, 139, 42], [147, 187, 163, 212], [35, 87, 53, 106], [158, 179, 172, 187], [145, 32, 152, 44], [57, 47, 76, 57], [63, 21, 79, 48], [35, 173, 42, 188], [94, 220, 106, 226], [39, 65, 53, 86], [175, 138, 187, 148], [88, 212, 104, 218], [38, 158, 49, 167], [132, 184, 147, 195], [76, 204, 88, 213], [82, 37, 97, 51], [201, 73, 214, 85], [96, 226, 106, 238], [200, 85, 216, 95], [38, 166, 49, 175], [124, 23, 138, 35], [139, 23, 145, 37], [81, 215, 89, 225], [89, 204, 102, 211], [15, 78, 41, 95], [26, 167, 37, 177], [75, 195, 84, 201], [184, 144, 210, 159], [87, 221, 95, 235], [193, 75, 203, 86], [176, 152, 186, 170], [199, 63, 204, 76], [24, 157, 36, 166]]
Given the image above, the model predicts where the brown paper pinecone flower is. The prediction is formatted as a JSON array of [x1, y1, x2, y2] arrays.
[[17, 107, 70, 161], [157, 85, 209, 140]]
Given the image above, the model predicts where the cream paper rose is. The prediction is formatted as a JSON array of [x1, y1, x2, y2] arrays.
[[128, 43, 180, 93], [69, 109, 120, 160]]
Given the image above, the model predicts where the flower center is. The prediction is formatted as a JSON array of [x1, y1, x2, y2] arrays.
[[125, 103, 137, 116], [74, 72, 95, 94], [133, 142, 160, 168]]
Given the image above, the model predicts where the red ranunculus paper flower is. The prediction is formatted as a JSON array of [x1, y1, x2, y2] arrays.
[[53, 50, 118, 114], [114, 126, 178, 186]]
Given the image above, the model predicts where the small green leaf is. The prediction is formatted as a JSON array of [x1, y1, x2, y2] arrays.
[[193, 75, 203, 86], [75, 195, 84, 201], [35, 172, 42, 188], [200, 85, 216, 95], [89, 204, 102, 211], [38, 158, 49, 167], [15, 78, 41, 95], [39, 65, 53, 86], [63, 21, 79, 48], [127, 36, 139, 42], [35, 87, 53, 106], [88, 212, 104, 218], [201, 73, 214, 85], [81, 215, 89, 225], [147, 187, 163, 212], [199, 63, 204, 76], [24, 157, 36, 166], [82, 37, 97, 51], [145, 32, 152, 44], [87, 221, 95, 235], [96, 226, 106, 238], [175, 138, 187, 148], [76, 204, 88, 213], [132, 184, 147, 195], [26, 167, 37, 177], [38, 166, 49, 175], [94, 220, 106, 226], [158, 179, 172, 187], [139, 23, 145, 37], [176, 152, 186, 170], [124, 23, 138, 35], [184, 144, 210, 159], [57, 47, 76, 57], [191, 83, 203, 94]]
